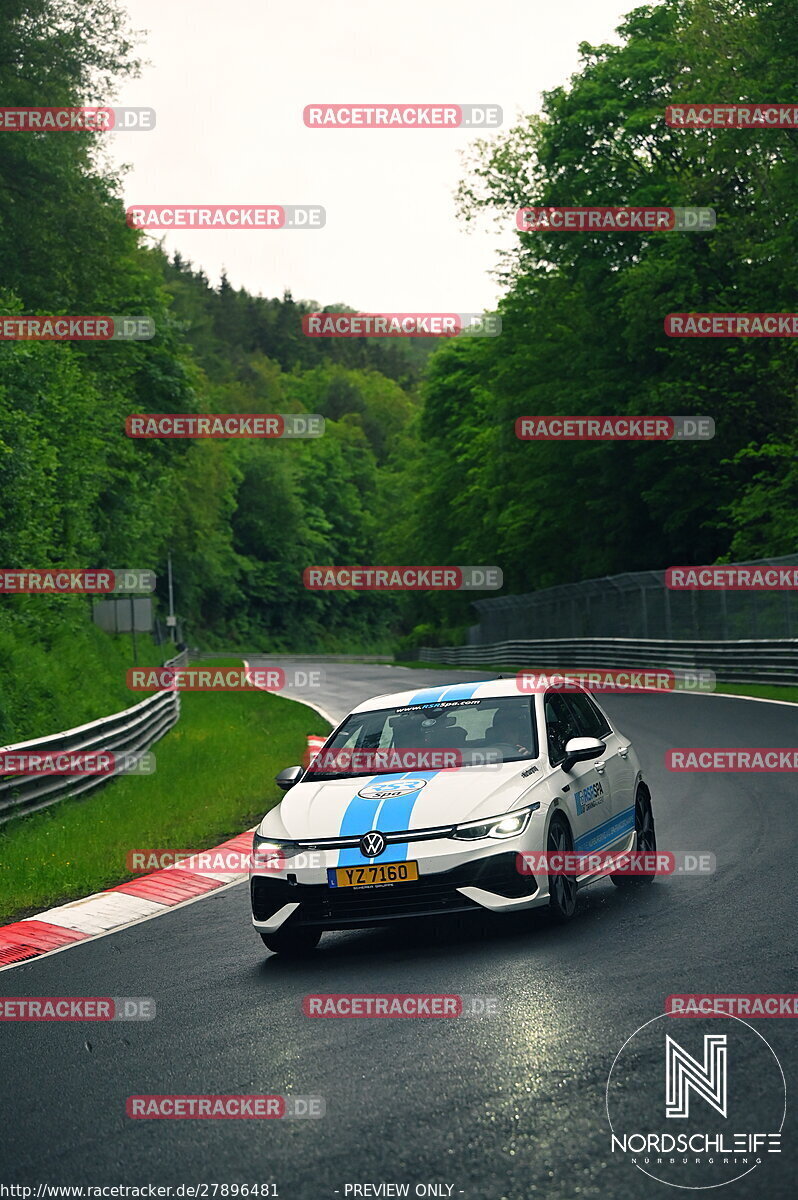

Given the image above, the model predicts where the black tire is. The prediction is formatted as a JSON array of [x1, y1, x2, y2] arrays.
[[547, 814, 578, 921], [611, 788, 656, 888], [259, 926, 322, 956]]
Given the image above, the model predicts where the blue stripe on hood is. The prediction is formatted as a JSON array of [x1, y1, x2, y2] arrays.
[[337, 772, 437, 865]]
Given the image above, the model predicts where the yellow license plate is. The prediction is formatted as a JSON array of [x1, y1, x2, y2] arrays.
[[328, 861, 419, 888]]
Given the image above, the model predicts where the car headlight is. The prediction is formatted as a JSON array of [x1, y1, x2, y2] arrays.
[[452, 803, 539, 841], [252, 832, 304, 868]]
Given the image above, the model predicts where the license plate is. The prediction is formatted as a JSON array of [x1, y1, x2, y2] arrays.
[[327, 861, 419, 888]]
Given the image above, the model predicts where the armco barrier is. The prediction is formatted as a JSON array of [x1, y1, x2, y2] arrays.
[[417, 638, 798, 687], [0, 650, 187, 825]]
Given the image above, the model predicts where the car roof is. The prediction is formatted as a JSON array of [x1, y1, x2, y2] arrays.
[[350, 677, 548, 714]]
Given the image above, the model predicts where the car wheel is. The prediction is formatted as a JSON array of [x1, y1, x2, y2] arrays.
[[259, 926, 322, 956], [611, 787, 656, 888], [547, 814, 578, 921]]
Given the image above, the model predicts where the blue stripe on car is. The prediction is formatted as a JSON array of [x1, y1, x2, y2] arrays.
[[371, 773, 438, 862], [336, 773, 399, 861], [437, 681, 484, 701], [405, 685, 452, 706], [403, 680, 484, 707], [573, 805, 636, 853], [336, 772, 436, 866]]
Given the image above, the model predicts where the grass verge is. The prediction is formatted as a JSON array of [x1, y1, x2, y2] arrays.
[[0, 660, 331, 923], [711, 682, 798, 703], [0, 610, 167, 745]]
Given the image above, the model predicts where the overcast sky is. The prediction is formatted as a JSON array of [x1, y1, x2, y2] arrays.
[[108, 0, 636, 313]]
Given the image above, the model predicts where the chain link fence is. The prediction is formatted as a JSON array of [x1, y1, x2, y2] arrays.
[[468, 555, 798, 644]]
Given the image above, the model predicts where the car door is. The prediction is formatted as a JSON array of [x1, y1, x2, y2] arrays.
[[564, 691, 638, 849], [543, 690, 613, 857], [562, 690, 635, 847]]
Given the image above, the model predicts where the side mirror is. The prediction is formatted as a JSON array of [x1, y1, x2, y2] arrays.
[[562, 737, 605, 774], [275, 765, 303, 792]]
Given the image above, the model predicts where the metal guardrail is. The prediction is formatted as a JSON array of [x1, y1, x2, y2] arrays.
[[190, 649, 389, 662], [418, 638, 798, 687], [0, 650, 188, 825]]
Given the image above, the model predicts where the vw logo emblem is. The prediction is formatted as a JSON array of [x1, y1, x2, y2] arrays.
[[360, 830, 386, 858]]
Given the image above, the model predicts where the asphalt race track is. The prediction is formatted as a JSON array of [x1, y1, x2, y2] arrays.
[[2, 661, 796, 1198]]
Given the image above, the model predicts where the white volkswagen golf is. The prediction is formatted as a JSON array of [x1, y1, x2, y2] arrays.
[[250, 678, 656, 954]]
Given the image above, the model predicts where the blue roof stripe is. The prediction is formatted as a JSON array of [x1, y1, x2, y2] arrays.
[[405, 684, 454, 706], [436, 681, 484, 702]]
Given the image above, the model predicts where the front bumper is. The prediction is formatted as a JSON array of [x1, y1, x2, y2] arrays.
[[250, 851, 542, 931]]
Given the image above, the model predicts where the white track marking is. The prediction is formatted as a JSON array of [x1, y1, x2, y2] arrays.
[[20, 891, 167, 934], [0, 878, 248, 974]]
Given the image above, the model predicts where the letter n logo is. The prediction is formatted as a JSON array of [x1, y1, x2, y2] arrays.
[[665, 1034, 727, 1118]]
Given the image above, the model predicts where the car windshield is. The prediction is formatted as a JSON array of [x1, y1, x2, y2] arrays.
[[305, 697, 538, 780]]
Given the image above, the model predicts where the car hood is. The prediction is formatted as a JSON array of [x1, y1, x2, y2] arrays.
[[259, 763, 545, 841]]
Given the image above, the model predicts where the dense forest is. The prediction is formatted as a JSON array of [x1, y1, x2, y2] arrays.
[[1, 0, 796, 661]]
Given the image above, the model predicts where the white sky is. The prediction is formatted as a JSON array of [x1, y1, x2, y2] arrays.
[[107, 0, 635, 312]]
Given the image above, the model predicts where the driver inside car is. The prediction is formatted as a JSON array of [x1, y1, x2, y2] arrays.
[[486, 709, 533, 756]]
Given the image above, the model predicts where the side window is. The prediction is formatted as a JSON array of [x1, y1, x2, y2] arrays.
[[544, 692, 580, 765], [564, 692, 611, 739]]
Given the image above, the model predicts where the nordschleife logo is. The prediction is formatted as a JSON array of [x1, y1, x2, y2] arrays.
[[606, 1012, 785, 1189]]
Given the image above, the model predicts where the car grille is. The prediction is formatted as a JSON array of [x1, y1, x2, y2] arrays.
[[251, 853, 538, 928]]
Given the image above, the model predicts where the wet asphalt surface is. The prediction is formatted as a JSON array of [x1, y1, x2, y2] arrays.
[[2, 662, 796, 1198]]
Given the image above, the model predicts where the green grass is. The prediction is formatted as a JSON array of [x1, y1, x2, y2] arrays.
[[0, 659, 331, 923], [393, 661, 798, 704], [712, 682, 798, 703], [0, 619, 167, 745]]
